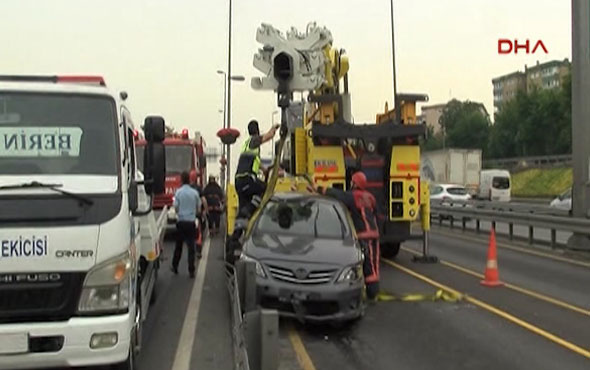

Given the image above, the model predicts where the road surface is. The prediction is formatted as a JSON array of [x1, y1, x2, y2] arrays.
[[50, 228, 589, 370]]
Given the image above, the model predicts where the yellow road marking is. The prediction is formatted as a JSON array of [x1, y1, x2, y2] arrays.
[[431, 227, 590, 268], [400, 247, 590, 317], [382, 258, 590, 360], [287, 324, 317, 370]]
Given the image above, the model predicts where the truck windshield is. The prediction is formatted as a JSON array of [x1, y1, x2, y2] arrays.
[[256, 198, 349, 239], [492, 177, 510, 189], [136, 145, 192, 174], [0, 93, 118, 175]]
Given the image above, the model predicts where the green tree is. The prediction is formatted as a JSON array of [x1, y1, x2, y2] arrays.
[[438, 99, 491, 152], [421, 125, 444, 151], [489, 74, 571, 158]]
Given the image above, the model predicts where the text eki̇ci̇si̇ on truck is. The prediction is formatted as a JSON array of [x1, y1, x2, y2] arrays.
[[0, 75, 167, 370]]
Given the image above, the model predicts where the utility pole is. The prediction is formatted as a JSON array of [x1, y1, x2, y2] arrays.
[[390, 0, 401, 123], [226, 0, 233, 187], [568, 0, 590, 250]]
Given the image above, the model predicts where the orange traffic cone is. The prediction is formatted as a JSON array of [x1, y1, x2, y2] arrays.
[[481, 228, 504, 287]]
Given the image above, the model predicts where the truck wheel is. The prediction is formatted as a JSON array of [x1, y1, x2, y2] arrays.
[[112, 325, 137, 370], [150, 269, 158, 306], [381, 242, 401, 259]]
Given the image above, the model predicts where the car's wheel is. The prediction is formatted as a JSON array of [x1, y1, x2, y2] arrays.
[[381, 242, 401, 259]]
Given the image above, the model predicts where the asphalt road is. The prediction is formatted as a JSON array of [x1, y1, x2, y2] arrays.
[[48, 226, 589, 370], [286, 230, 590, 370]]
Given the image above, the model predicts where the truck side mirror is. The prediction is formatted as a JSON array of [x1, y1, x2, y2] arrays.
[[143, 116, 166, 195]]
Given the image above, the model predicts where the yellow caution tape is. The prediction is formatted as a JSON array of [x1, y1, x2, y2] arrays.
[[375, 289, 463, 303]]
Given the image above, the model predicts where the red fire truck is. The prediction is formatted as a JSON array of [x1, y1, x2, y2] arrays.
[[135, 128, 207, 224]]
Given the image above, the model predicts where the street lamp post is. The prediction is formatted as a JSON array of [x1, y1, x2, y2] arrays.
[[389, 0, 400, 124], [216, 68, 245, 187], [226, 0, 234, 187]]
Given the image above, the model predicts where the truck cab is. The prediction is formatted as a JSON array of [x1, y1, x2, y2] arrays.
[[0, 75, 166, 370], [135, 129, 207, 226]]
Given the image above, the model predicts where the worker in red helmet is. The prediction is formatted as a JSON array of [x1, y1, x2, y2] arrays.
[[313, 171, 380, 299]]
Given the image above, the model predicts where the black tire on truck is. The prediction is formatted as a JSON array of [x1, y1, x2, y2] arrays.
[[381, 242, 401, 259], [113, 284, 142, 370]]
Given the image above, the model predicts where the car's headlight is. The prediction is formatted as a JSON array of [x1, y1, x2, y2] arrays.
[[78, 252, 133, 314], [337, 263, 363, 283], [240, 254, 267, 278]]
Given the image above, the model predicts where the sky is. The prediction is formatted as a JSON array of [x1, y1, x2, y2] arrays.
[[0, 0, 572, 177]]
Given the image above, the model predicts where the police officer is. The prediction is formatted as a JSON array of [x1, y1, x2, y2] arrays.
[[314, 172, 380, 299], [171, 171, 202, 278], [234, 120, 279, 218]]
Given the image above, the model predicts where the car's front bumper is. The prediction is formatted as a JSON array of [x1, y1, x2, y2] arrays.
[[0, 313, 132, 370], [256, 277, 364, 322]]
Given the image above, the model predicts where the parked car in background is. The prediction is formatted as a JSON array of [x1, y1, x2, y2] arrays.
[[550, 188, 572, 211], [239, 192, 364, 323], [479, 169, 511, 202], [430, 184, 472, 221], [430, 184, 472, 203]]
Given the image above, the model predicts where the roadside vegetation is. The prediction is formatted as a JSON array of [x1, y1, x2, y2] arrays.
[[511, 167, 572, 198]]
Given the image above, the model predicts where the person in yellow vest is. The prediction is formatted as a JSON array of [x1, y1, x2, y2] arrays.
[[234, 120, 278, 217], [226, 120, 278, 263]]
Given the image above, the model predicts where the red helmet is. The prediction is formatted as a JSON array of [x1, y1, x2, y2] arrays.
[[351, 171, 367, 190]]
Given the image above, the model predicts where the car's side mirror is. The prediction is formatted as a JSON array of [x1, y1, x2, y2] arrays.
[[143, 116, 166, 195]]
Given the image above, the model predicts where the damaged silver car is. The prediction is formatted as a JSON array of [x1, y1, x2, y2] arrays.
[[240, 192, 364, 323]]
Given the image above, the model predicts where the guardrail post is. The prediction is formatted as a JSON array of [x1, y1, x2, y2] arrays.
[[551, 229, 557, 249], [260, 310, 279, 370], [528, 226, 534, 245], [237, 260, 258, 313], [475, 219, 480, 234], [509, 223, 514, 240], [244, 309, 278, 370]]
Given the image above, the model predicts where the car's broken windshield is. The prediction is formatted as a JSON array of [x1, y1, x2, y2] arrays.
[[256, 199, 349, 239]]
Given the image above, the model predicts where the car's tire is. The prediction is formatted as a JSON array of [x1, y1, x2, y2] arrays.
[[381, 242, 401, 259]]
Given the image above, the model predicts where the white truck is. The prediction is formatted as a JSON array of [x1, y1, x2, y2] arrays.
[[421, 148, 482, 196], [0, 75, 167, 370]]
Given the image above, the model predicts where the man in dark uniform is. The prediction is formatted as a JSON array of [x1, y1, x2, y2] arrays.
[[314, 171, 381, 299], [203, 175, 224, 235]]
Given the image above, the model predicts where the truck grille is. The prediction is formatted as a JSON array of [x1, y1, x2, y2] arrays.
[[0, 272, 85, 323], [266, 265, 337, 285]]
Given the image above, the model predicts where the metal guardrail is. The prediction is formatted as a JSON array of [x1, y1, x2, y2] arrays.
[[431, 200, 590, 248], [483, 154, 572, 169], [227, 260, 279, 370], [456, 199, 569, 217], [226, 263, 251, 370]]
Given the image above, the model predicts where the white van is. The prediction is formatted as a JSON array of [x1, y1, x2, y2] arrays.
[[0, 75, 166, 370], [479, 169, 511, 202]]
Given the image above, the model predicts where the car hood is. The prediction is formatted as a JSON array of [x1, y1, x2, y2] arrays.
[[245, 232, 361, 267]]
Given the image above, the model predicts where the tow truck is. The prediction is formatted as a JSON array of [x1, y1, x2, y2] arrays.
[[135, 128, 207, 229], [226, 22, 434, 263], [0, 75, 167, 370]]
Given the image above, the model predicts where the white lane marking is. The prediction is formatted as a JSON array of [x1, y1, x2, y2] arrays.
[[171, 236, 211, 370]]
